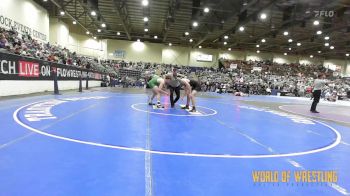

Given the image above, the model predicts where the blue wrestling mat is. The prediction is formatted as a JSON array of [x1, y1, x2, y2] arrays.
[[0, 91, 350, 195]]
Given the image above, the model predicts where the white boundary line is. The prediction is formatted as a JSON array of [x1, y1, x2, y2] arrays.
[[12, 100, 342, 159], [145, 101, 152, 196], [131, 103, 217, 117], [279, 105, 350, 124]]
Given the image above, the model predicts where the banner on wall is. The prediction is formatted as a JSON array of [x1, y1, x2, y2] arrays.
[[0, 52, 104, 80], [230, 63, 237, 69], [196, 54, 213, 62], [114, 49, 126, 58], [325, 64, 342, 71], [0, 13, 47, 41], [325, 64, 337, 71]]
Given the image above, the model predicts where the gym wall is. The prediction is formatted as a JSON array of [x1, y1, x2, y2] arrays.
[[0, 0, 49, 42]]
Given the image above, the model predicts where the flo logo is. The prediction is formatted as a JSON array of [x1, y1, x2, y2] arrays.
[[314, 10, 335, 17]]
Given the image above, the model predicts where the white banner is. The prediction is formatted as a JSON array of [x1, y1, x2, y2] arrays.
[[196, 54, 213, 62], [230, 63, 237, 69], [326, 64, 337, 71]]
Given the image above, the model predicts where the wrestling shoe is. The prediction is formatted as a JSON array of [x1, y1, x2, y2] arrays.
[[181, 105, 189, 109], [156, 104, 164, 108], [189, 108, 196, 112]]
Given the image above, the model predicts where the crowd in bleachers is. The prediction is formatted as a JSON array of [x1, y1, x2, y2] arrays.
[[0, 27, 117, 74], [1, 27, 349, 100], [106, 60, 349, 101], [195, 59, 350, 100]]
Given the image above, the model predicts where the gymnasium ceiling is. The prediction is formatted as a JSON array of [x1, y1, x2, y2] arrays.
[[35, 0, 350, 58]]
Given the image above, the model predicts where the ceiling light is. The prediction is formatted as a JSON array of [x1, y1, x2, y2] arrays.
[[199, 46, 202, 48], [256, 44, 259, 47], [239, 26, 245, 31], [137, 39, 140, 42], [261, 39, 266, 43], [117, 32, 120, 35], [43, 0, 48, 2], [143, 17, 149, 22], [297, 42, 301, 46], [72, 21, 77, 25], [154, 35, 158, 39], [169, 43, 172, 46], [86, 31, 90, 35], [346, 53, 349, 57], [313, 20, 319, 26], [330, 46, 334, 49], [189, 39, 193, 42], [228, 48, 231, 51], [325, 43, 329, 46], [324, 36, 329, 40], [318, 51, 321, 53], [60, 11, 65, 16], [97, 29, 101, 32], [101, 23, 106, 28], [224, 42, 227, 45], [316, 30, 322, 35], [289, 48, 291, 50], [260, 13, 267, 20], [185, 32, 189, 36], [93, 36, 97, 39], [144, 28, 149, 32], [192, 21, 198, 27], [288, 39, 293, 43], [91, 11, 96, 16], [283, 31, 289, 36], [142, 0, 149, 6], [256, 50, 260, 53], [310, 55, 313, 58], [224, 35, 229, 39], [284, 53, 287, 55], [204, 7, 210, 13]]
